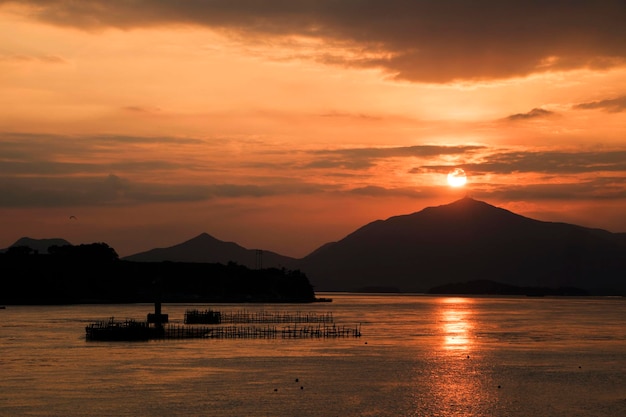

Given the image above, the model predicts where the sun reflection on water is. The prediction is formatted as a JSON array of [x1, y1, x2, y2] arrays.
[[410, 296, 500, 416], [439, 297, 474, 351]]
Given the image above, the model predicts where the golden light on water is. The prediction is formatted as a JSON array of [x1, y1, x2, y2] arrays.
[[425, 297, 490, 415], [439, 297, 474, 350]]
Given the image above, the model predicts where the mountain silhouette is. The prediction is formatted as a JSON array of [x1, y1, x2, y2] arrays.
[[1, 237, 72, 254], [296, 197, 626, 294], [117, 198, 626, 294], [123, 232, 296, 269]]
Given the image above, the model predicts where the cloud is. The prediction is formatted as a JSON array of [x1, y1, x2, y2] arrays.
[[0, 53, 67, 64], [319, 111, 383, 121], [0, 174, 136, 207], [420, 149, 626, 176], [304, 145, 483, 170], [573, 95, 626, 113], [0, 174, 331, 208], [311, 145, 482, 161], [348, 185, 438, 199], [0, 132, 206, 171], [484, 150, 626, 175], [506, 108, 556, 121], [122, 106, 163, 114], [6, 0, 626, 82], [2, 130, 625, 208], [481, 176, 626, 201]]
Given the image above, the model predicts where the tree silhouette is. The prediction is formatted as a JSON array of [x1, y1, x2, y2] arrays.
[[48, 243, 119, 263]]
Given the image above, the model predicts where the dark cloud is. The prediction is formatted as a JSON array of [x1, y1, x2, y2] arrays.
[[319, 111, 383, 121], [6, 0, 626, 82], [304, 158, 374, 170], [506, 108, 555, 121], [311, 145, 484, 159], [122, 106, 163, 114], [0, 132, 205, 153], [573, 95, 626, 113], [480, 176, 626, 201], [0, 132, 206, 163], [0, 174, 330, 208], [2, 130, 625, 207], [305, 145, 483, 170], [0, 53, 66, 64], [421, 150, 626, 175], [0, 175, 137, 207], [348, 185, 438, 198], [0, 132, 207, 174]]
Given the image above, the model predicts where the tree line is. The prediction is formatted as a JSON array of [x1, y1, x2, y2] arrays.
[[0, 243, 316, 304]]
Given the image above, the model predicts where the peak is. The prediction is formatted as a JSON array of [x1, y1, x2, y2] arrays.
[[425, 197, 495, 213], [179, 233, 224, 246], [183, 233, 239, 247], [451, 196, 488, 206], [410, 198, 525, 225], [7, 237, 72, 254], [191, 232, 216, 240]]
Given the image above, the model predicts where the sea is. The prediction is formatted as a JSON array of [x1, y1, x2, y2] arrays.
[[1, 293, 626, 417]]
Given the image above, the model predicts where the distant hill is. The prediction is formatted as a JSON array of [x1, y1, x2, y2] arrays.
[[1, 237, 71, 254], [123, 232, 296, 269], [74, 198, 626, 295], [295, 197, 626, 294]]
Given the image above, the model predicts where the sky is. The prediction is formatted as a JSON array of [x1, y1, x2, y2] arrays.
[[1, 1, 626, 258]]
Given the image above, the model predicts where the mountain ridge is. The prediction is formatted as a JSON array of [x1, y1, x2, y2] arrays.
[[1, 237, 72, 254], [6, 198, 626, 295], [122, 232, 296, 269], [297, 197, 626, 293]]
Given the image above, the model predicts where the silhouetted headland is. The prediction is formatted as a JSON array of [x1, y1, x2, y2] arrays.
[[0, 242, 319, 304]]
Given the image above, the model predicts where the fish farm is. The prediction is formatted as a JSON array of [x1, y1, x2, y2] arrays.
[[85, 304, 361, 341], [184, 308, 334, 324]]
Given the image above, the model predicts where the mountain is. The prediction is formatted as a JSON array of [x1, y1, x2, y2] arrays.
[[1, 237, 72, 254], [123, 232, 296, 269], [295, 197, 626, 294], [121, 198, 626, 295]]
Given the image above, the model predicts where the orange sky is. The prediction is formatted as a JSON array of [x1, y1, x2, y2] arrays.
[[1, 1, 626, 257]]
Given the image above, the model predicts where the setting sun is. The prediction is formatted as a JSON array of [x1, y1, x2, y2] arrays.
[[447, 169, 467, 187]]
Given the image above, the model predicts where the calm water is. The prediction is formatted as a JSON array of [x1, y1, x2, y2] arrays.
[[2, 294, 626, 417]]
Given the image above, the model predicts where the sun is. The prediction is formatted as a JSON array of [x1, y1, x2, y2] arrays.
[[447, 168, 467, 187]]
